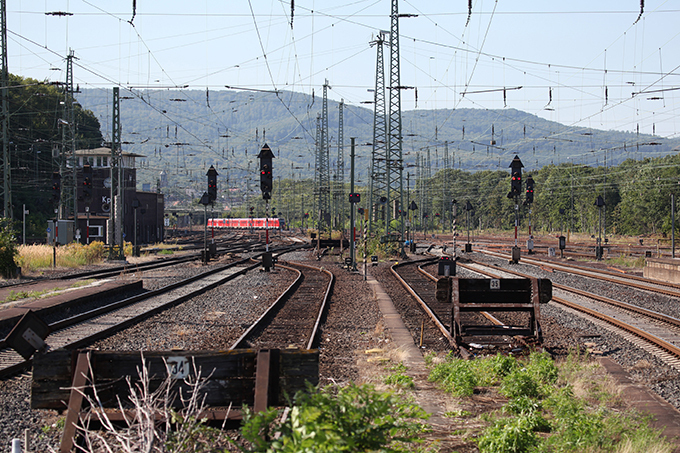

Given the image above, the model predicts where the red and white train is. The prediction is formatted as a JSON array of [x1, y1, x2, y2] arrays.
[[207, 217, 286, 229]]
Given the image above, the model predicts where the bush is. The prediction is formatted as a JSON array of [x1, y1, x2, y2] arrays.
[[428, 358, 478, 397], [0, 218, 18, 278], [478, 416, 539, 453], [500, 370, 542, 399], [238, 382, 429, 452]]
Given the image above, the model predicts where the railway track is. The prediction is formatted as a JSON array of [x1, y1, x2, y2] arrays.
[[479, 248, 680, 298], [0, 234, 263, 294], [390, 258, 455, 347], [0, 247, 304, 378], [231, 261, 334, 350], [459, 258, 680, 370], [390, 258, 536, 356]]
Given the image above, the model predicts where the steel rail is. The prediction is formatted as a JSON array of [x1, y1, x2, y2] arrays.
[[229, 261, 334, 351], [390, 258, 456, 347], [479, 249, 680, 295], [0, 249, 302, 378], [459, 260, 680, 360]]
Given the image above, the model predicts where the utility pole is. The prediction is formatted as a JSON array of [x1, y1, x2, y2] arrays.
[[110, 86, 123, 259], [368, 31, 387, 237], [335, 99, 345, 229], [349, 137, 357, 270], [387, 0, 409, 257], [317, 80, 331, 237], [0, 0, 10, 219], [60, 50, 77, 224], [443, 141, 449, 232]]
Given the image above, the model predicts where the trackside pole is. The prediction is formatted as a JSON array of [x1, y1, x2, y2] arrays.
[[266, 200, 270, 252]]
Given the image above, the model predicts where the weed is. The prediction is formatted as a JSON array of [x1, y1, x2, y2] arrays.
[[384, 371, 415, 389], [17, 241, 107, 271], [423, 351, 438, 367], [500, 370, 542, 399], [478, 416, 539, 453], [444, 409, 472, 418], [237, 382, 429, 452], [428, 358, 477, 397], [430, 351, 675, 452]]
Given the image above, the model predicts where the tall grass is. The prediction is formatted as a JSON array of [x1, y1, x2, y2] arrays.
[[17, 241, 107, 271]]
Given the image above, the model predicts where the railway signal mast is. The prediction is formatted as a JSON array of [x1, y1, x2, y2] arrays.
[[258, 144, 274, 271], [525, 175, 535, 254], [508, 155, 524, 263], [207, 164, 218, 242]]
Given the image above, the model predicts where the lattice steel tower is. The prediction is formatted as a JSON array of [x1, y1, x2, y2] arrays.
[[387, 0, 406, 254], [59, 50, 77, 220], [0, 0, 9, 219], [334, 99, 345, 228], [368, 31, 387, 235], [316, 80, 331, 234]]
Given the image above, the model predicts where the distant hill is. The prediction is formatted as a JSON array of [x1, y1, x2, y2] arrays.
[[75, 88, 680, 192]]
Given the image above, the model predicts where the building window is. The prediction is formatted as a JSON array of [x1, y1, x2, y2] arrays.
[[89, 225, 103, 237]]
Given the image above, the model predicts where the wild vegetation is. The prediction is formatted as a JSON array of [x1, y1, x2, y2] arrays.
[[427, 350, 675, 453], [59, 349, 673, 452]]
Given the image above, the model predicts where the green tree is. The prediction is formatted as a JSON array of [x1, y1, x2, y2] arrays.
[[0, 218, 18, 278]]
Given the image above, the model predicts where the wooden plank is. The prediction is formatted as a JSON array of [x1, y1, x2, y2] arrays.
[[32, 349, 319, 410], [59, 351, 90, 453]]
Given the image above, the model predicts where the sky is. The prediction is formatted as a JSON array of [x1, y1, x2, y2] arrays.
[[7, 1, 680, 139]]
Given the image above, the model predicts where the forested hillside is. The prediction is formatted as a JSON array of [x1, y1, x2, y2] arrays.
[[75, 87, 680, 194]]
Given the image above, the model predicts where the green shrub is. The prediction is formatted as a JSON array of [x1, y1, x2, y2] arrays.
[[0, 218, 18, 278], [525, 351, 558, 385], [500, 370, 542, 399], [238, 382, 429, 452], [478, 416, 539, 453], [504, 395, 541, 416], [428, 358, 477, 397], [544, 387, 606, 449]]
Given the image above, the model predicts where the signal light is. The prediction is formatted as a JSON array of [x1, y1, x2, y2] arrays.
[[348, 193, 360, 204], [83, 177, 92, 199], [257, 144, 274, 200], [51, 171, 61, 202], [508, 155, 524, 199], [206, 165, 218, 202], [525, 175, 535, 204]]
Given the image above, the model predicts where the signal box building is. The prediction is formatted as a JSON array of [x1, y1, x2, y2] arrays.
[[73, 147, 164, 245]]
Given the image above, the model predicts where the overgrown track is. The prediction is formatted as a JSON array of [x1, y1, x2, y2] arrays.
[[230, 261, 334, 350], [461, 259, 680, 370], [390, 258, 456, 347]]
